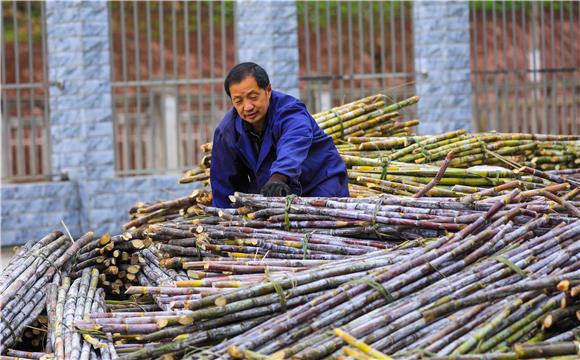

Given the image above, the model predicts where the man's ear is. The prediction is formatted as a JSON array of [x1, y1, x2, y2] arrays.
[[266, 84, 272, 97]]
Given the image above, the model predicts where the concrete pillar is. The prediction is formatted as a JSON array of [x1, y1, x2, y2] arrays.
[[45, 0, 115, 180], [413, 1, 473, 134], [235, 0, 300, 98]]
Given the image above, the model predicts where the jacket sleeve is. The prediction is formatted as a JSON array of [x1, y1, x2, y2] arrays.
[[210, 127, 248, 208], [269, 104, 313, 181]]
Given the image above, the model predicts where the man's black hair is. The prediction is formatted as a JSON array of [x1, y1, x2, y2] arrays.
[[224, 62, 270, 98]]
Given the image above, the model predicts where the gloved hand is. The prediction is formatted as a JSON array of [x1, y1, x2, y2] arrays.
[[261, 174, 291, 197]]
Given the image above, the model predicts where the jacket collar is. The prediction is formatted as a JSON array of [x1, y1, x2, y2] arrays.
[[234, 104, 275, 173]]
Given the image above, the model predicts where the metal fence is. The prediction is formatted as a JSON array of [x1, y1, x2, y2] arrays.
[[109, 1, 236, 176], [1, 1, 51, 183], [297, 1, 416, 119], [470, 1, 580, 134]]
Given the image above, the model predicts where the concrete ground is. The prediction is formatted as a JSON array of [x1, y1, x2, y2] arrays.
[[0, 247, 17, 271]]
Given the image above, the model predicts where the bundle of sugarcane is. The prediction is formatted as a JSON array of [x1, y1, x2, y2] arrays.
[[112, 211, 580, 359], [227, 189, 579, 240], [0, 231, 94, 353], [71, 232, 148, 297], [348, 162, 552, 198], [345, 130, 580, 170], [126, 247, 192, 311], [123, 189, 212, 231], [47, 268, 116, 360], [313, 95, 420, 141]]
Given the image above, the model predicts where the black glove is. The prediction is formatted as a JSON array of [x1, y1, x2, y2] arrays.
[[261, 180, 291, 197]]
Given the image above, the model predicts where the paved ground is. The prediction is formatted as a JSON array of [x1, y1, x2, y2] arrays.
[[0, 247, 16, 271]]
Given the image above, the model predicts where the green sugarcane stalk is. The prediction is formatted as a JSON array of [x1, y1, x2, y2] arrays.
[[317, 101, 387, 129], [514, 341, 580, 358]]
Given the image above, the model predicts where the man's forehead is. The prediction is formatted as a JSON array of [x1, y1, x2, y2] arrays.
[[231, 87, 260, 98], [230, 76, 263, 97]]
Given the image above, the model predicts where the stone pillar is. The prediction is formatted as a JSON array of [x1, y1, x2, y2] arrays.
[[45, 0, 115, 180], [235, 0, 300, 98], [413, 1, 473, 134]]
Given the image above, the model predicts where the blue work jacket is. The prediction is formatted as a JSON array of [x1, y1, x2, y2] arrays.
[[210, 90, 349, 208]]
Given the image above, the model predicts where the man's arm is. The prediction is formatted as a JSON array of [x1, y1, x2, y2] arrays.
[[210, 127, 248, 208], [269, 104, 314, 182]]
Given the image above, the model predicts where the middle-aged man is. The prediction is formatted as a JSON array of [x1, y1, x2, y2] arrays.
[[210, 62, 349, 208]]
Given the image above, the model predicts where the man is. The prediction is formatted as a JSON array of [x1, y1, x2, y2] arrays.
[[210, 62, 349, 208]]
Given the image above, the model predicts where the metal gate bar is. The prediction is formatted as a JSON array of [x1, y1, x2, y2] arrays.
[[470, 1, 579, 135], [109, 1, 236, 176], [297, 1, 416, 118]]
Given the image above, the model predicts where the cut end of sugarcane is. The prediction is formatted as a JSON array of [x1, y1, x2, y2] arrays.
[[557, 279, 570, 292], [178, 315, 193, 325], [215, 296, 227, 307], [131, 239, 145, 249], [99, 233, 111, 245], [190, 189, 201, 198], [543, 315, 554, 328], [157, 319, 169, 328], [227, 346, 244, 359]]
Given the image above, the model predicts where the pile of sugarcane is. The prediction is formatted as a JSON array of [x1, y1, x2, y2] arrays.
[[0, 231, 94, 353], [1, 185, 578, 358], [95, 186, 579, 360], [64, 181, 580, 359]]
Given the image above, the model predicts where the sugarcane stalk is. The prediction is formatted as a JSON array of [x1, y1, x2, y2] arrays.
[[514, 341, 580, 358]]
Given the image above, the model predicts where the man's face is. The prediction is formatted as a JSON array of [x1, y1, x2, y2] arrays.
[[229, 76, 272, 131]]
